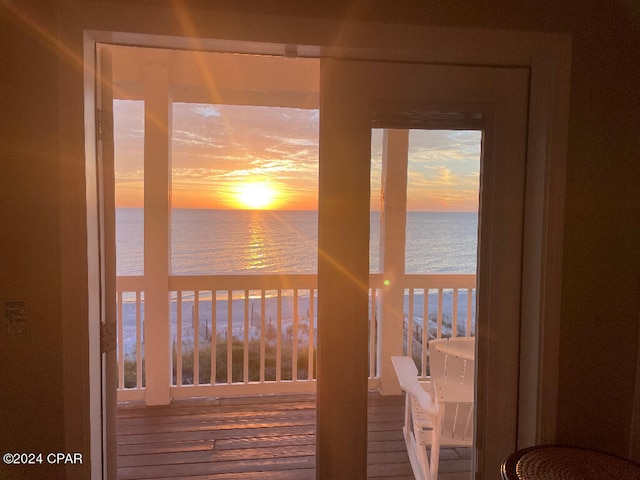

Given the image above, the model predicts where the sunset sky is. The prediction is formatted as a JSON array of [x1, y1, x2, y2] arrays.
[[114, 100, 481, 211]]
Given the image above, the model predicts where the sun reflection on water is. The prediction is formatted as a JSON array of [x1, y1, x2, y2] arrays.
[[243, 211, 270, 271]]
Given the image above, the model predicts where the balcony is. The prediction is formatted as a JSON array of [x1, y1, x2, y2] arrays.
[[115, 273, 475, 478]]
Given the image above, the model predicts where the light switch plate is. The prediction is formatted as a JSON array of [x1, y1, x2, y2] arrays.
[[5, 301, 27, 334]]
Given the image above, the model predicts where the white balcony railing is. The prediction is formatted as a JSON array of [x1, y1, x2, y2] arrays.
[[116, 273, 475, 401]]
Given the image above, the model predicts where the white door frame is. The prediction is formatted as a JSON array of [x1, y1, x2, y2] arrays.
[[95, 46, 118, 480], [79, 18, 570, 479]]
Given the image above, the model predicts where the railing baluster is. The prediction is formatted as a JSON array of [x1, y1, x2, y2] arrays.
[[227, 290, 233, 384], [136, 291, 143, 388], [369, 288, 377, 378], [467, 288, 473, 336], [453, 288, 459, 337], [176, 291, 182, 387], [117, 291, 124, 389], [309, 289, 315, 380], [243, 290, 249, 383], [193, 290, 200, 385], [293, 289, 299, 382], [437, 288, 443, 339], [407, 288, 414, 358], [437, 288, 444, 338], [276, 289, 282, 383], [211, 290, 217, 385], [260, 290, 266, 383], [422, 288, 429, 377]]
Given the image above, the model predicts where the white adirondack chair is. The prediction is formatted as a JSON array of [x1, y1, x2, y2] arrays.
[[428, 337, 475, 445], [392, 355, 443, 480], [392, 338, 475, 480]]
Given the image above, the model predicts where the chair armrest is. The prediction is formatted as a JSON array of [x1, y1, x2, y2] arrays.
[[392, 356, 438, 416]]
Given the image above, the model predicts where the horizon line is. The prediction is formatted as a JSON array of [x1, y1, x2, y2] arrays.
[[116, 206, 478, 213]]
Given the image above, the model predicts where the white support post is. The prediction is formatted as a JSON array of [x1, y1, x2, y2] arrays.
[[378, 129, 410, 395], [143, 50, 172, 406]]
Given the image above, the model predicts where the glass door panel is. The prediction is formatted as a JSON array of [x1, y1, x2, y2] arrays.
[[317, 58, 529, 479]]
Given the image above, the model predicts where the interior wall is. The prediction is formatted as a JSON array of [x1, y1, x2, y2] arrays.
[[1, 0, 639, 478], [0, 2, 66, 479], [552, 5, 640, 456]]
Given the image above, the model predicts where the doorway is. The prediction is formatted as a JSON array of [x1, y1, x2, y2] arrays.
[[84, 28, 570, 480]]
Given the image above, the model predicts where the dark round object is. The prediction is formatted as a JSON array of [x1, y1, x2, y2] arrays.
[[501, 445, 640, 480]]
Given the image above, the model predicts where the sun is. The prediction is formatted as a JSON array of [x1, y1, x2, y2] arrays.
[[235, 181, 278, 210]]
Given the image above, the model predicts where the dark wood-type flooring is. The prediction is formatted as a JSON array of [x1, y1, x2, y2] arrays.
[[117, 392, 472, 479]]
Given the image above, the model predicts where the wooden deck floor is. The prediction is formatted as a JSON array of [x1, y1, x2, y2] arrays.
[[117, 392, 472, 480]]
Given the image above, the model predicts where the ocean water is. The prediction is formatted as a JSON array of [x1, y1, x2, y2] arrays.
[[116, 209, 478, 356], [116, 208, 478, 276]]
